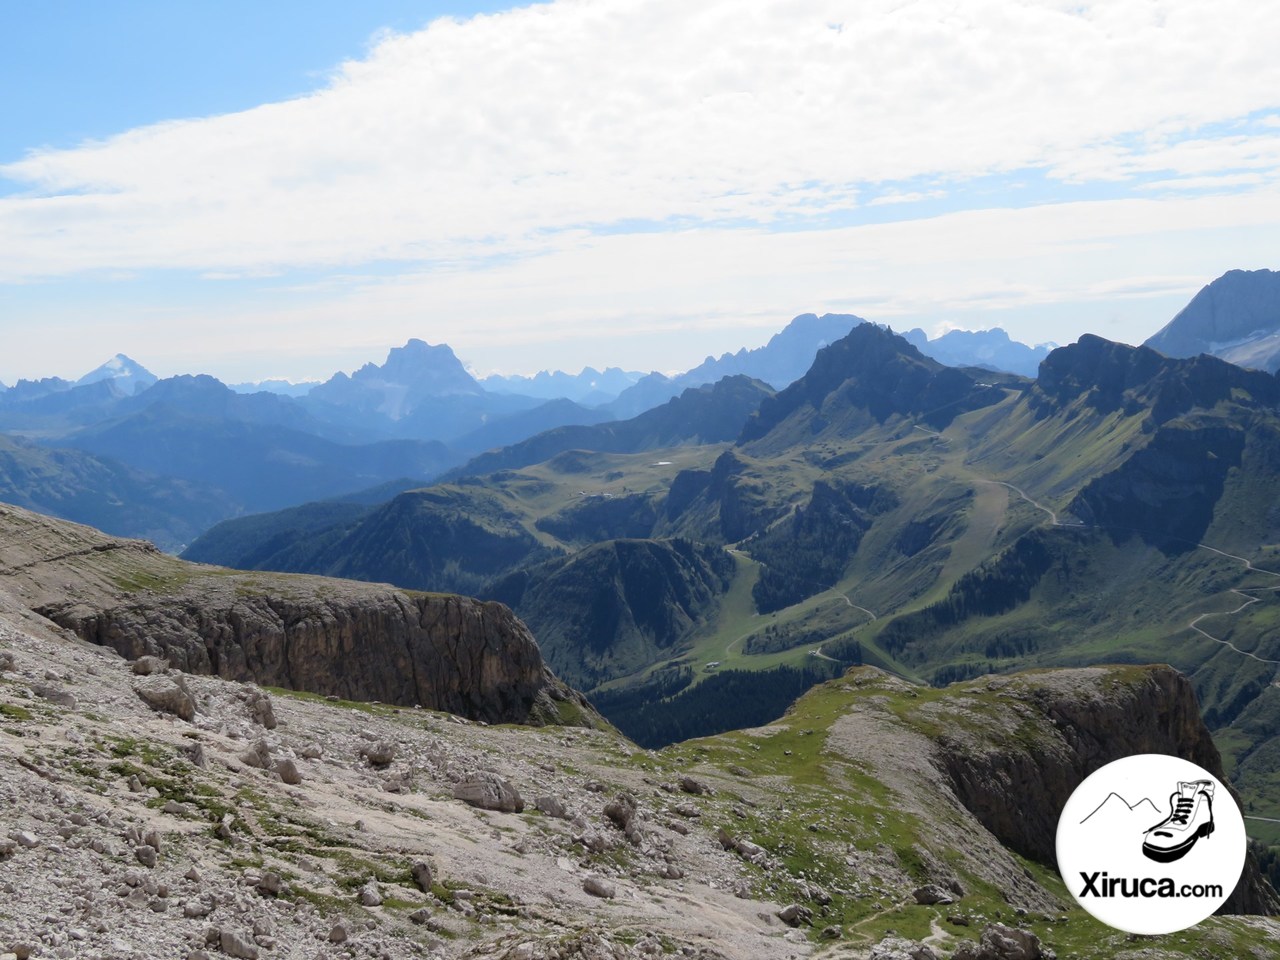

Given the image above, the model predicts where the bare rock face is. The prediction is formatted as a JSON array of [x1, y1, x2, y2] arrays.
[[928, 666, 1280, 916], [45, 584, 592, 728]]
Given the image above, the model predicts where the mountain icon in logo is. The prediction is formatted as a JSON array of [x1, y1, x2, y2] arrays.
[[1079, 792, 1162, 827]]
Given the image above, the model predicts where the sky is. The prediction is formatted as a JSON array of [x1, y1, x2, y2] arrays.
[[3, 0, 1280, 386]]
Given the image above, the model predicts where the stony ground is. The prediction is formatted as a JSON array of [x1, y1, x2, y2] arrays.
[[0, 608, 828, 960], [4, 603, 1279, 960]]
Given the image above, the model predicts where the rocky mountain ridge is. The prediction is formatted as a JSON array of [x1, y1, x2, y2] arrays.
[[0, 503, 590, 728]]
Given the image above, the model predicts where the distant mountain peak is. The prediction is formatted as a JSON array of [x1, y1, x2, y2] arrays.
[[481, 365, 644, 404], [901, 326, 1051, 377], [1145, 268, 1280, 371], [76, 354, 158, 394], [309, 338, 484, 422], [605, 312, 865, 418], [739, 322, 1005, 445]]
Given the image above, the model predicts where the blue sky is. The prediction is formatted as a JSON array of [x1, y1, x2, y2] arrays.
[[3, 1, 1280, 385]]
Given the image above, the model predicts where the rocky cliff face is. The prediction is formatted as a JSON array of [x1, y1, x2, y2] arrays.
[[924, 665, 1280, 916], [39, 585, 588, 726], [0, 502, 593, 727]]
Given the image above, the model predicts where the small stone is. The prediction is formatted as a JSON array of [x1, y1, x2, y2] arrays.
[[185, 741, 207, 768], [32, 683, 76, 709], [972, 923, 1047, 960], [734, 838, 767, 864], [869, 936, 939, 960]]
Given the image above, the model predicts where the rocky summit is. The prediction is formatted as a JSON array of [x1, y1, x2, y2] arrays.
[[1, 504, 1278, 959]]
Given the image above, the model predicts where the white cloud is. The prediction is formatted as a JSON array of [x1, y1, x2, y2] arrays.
[[2, 0, 1280, 282], [13, 183, 1271, 382]]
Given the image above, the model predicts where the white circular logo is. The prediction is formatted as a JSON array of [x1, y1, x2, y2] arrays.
[[1056, 754, 1246, 934]]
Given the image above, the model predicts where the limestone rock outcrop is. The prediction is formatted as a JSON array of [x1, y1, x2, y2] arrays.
[[44, 585, 590, 727], [926, 665, 1280, 916]]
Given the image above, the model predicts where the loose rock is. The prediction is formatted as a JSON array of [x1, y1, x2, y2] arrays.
[[583, 875, 616, 899], [132, 674, 196, 722], [452, 772, 524, 813], [219, 928, 260, 960]]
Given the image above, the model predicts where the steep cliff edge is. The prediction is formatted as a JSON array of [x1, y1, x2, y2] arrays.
[[908, 665, 1279, 916], [0, 501, 595, 727]]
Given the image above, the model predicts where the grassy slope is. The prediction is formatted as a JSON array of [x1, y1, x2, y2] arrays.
[[657, 667, 1276, 956]]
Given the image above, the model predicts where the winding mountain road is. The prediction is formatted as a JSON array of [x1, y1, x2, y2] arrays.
[[1184, 547, 1280, 667], [977, 478, 1280, 669]]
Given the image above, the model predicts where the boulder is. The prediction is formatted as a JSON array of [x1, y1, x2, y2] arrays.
[[452, 772, 524, 813], [132, 674, 195, 722]]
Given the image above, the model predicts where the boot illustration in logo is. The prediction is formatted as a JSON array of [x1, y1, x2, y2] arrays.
[[1142, 780, 1215, 863]]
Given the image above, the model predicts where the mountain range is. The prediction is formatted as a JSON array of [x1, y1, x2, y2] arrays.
[[181, 316, 1280, 847], [0, 312, 1056, 551]]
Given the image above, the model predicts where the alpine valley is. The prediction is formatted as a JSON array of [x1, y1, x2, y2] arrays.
[[4, 269, 1280, 958]]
